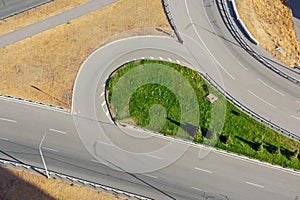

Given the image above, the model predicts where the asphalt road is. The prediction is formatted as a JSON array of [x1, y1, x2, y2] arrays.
[[0, 0, 300, 199]]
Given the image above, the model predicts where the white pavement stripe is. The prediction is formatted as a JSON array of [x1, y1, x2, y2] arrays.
[[91, 159, 108, 165], [184, 0, 235, 80], [105, 110, 110, 116], [195, 167, 212, 174], [49, 128, 66, 135], [191, 187, 204, 192], [176, 59, 180, 64], [245, 181, 264, 188], [96, 141, 112, 146], [102, 101, 106, 107], [150, 56, 154, 59], [168, 57, 172, 62], [291, 115, 300, 121], [0, 117, 17, 123], [103, 84, 105, 87], [159, 56, 163, 60], [248, 90, 276, 109], [296, 100, 300, 104], [257, 79, 285, 96], [143, 174, 158, 179], [147, 154, 163, 160], [141, 57, 145, 59], [0, 137, 9, 141], [100, 92, 104, 97], [42, 147, 59, 152]]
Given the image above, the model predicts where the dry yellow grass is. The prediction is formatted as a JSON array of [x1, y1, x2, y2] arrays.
[[0, 0, 90, 35], [235, 0, 300, 67], [0, 167, 120, 200], [0, 0, 171, 109]]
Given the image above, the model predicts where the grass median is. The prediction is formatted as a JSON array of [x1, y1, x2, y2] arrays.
[[107, 60, 300, 170]]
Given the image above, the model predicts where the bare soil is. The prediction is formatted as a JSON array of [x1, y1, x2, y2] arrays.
[[0, 0, 171, 109], [0, 167, 121, 200], [235, 0, 300, 67]]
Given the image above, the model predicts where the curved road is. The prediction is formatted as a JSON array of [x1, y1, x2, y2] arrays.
[[0, 0, 300, 199]]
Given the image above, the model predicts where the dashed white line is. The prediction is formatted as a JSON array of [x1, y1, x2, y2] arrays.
[[195, 167, 213, 174], [100, 92, 104, 97], [176, 59, 181, 64], [141, 57, 145, 60], [248, 90, 276, 109], [143, 174, 158, 179], [245, 181, 264, 188], [105, 110, 110, 116], [191, 187, 205, 192], [150, 56, 154, 59], [291, 115, 300, 121], [42, 147, 59, 152], [0, 137, 9, 141], [101, 101, 106, 107], [168, 57, 172, 62], [0, 117, 17, 123], [159, 56, 163, 60], [91, 159, 108, 165], [257, 79, 285, 96], [49, 128, 66, 135], [147, 154, 163, 160]]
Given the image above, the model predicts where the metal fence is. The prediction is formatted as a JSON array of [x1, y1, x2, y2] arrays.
[[0, 158, 152, 200]]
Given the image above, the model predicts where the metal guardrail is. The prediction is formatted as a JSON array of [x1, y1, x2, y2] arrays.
[[0, 158, 152, 200], [162, 0, 183, 43], [199, 72, 300, 141], [218, 0, 300, 84], [0, 94, 67, 112]]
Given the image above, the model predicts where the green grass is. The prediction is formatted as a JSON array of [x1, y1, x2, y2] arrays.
[[106, 60, 300, 170]]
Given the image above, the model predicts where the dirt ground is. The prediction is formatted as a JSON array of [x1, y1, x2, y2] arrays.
[[0, 0, 91, 35], [0, 0, 171, 109], [0, 167, 121, 200], [235, 0, 300, 67]]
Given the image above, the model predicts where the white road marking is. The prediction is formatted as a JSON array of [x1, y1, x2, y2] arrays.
[[245, 181, 264, 188], [96, 140, 112, 146], [49, 128, 66, 135], [101, 101, 106, 107], [91, 159, 108, 165], [150, 56, 154, 59], [296, 100, 300, 104], [147, 154, 163, 160], [257, 79, 285, 96], [105, 110, 110, 116], [143, 174, 158, 179], [42, 147, 59, 152], [100, 91, 104, 97], [0, 137, 9, 141], [184, 0, 235, 80], [102, 84, 105, 87], [191, 187, 205, 192], [159, 56, 163, 60], [248, 90, 276, 109], [291, 115, 300, 121], [195, 167, 213, 174], [141, 57, 145, 60], [168, 57, 172, 62], [0, 117, 17, 123], [176, 59, 181, 64]]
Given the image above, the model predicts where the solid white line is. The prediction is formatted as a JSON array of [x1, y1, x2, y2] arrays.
[[42, 147, 59, 152], [96, 140, 112, 146], [143, 174, 158, 179], [245, 181, 264, 188], [257, 79, 285, 96], [100, 92, 104, 97], [248, 90, 276, 109], [184, 0, 235, 80], [0, 117, 17, 123], [291, 115, 300, 121], [147, 154, 163, 160], [0, 137, 9, 141], [49, 128, 66, 135], [195, 167, 213, 174], [91, 159, 108, 165]]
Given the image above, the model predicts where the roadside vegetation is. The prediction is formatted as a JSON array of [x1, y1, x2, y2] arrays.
[[107, 60, 300, 170]]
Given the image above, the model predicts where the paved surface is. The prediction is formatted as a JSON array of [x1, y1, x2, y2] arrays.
[[0, 0, 51, 20], [0, 0, 300, 199], [289, 0, 300, 46], [0, 0, 118, 48]]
